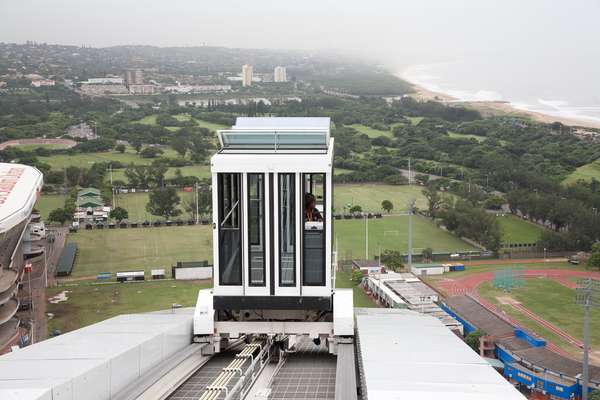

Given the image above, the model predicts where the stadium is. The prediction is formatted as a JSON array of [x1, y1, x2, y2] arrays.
[[0, 163, 43, 354]]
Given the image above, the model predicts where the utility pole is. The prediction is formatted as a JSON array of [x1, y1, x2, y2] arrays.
[[408, 158, 412, 185], [195, 182, 200, 224], [575, 278, 599, 400], [365, 214, 369, 260], [109, 164, 115, 207]]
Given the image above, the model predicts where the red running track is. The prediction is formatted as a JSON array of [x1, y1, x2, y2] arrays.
[[436, 269, 600, 354]]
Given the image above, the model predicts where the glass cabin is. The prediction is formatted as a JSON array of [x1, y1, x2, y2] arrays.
[[211, 117, 333, 311]]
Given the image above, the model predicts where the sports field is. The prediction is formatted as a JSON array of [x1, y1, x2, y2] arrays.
[[347, 124, 393, 138], [496, 214, 544, 244], [479, 278, 600, 352], [334, 215, 477, 259], [333, 183, 428, 212], [46, 279, 210, 334], [108, 164, 210, 184], [564, 159, 600, 185], [66, 225, 212, 277]]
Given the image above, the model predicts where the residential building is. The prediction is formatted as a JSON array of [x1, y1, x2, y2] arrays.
[[274, 66, 287, 82], [125, 69, 144, 85], [66, 122, 96, 140], [30, 79, 55, 88], [128, 84, 157, 95], [242, 64, 253, 87]]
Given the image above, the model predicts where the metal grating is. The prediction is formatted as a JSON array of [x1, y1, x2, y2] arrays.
[[168, 347, 244, 400], [270, 340, 336, 400]]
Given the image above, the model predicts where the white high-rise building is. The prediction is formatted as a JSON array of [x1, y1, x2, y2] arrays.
[[242, 64, 253, 87], [274, 66, 287, 82]]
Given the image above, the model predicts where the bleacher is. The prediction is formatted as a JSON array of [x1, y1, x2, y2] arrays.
[[56, 243, 77, 277]]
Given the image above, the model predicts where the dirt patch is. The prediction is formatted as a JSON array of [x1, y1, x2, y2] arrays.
[[48, 290, 70, 304]]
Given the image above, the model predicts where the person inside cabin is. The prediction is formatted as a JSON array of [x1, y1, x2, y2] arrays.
[[304, 193, 323, 222]]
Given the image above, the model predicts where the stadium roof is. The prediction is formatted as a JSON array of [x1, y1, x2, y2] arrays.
[[0, 163, 43, 234], [355, 308, 526, 399]]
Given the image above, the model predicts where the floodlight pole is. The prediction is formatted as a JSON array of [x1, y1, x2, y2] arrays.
[[365, 214, 369, 260], [407, 199, 415, 268], [576, 278, 598, 400]]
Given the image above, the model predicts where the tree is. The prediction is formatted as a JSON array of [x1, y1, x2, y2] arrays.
[[422, 247, 433, 262], [349, 205, 362, 213], [115, 144, 126, 153], [422, 187, 442, 219], [465, 330, 483, 353], [146, 187, 182, 219], [381, 200, 394, 213], [48, 208, 70, 225], [351, 269, 364, 284], [380, 250, 404, 272], [140, 147, 163, 158], [109, 207, 129, 222], [170, 136, 188, 157], [588, 242, 600, 270]]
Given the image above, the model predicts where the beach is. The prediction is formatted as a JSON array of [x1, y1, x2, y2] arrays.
[[402, 75, 600, 130]]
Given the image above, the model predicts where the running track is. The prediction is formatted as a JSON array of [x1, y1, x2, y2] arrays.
[[436, 268, 600, 353]]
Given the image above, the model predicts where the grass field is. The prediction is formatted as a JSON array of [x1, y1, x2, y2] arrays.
[[335, 215, 477, 260], [36, 194, 66, 219], [135, 113, 227, 132], [496, 214, 544, 244], [348, 124, 393, 138], [66, 225, 212, 277], [47, 279, 210, 334], [478, 278, 600, 353], [14, 143, 72, 151], [113, 190, 199, 221], [334, 184, 427, 212], [564, 160, 600, 185], [39, 146, 180, 170]]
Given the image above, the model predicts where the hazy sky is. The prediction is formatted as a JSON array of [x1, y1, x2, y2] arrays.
[[1, 0, 599, 68]]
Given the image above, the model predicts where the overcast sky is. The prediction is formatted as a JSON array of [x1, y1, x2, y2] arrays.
[[1, 0, 599, 68]]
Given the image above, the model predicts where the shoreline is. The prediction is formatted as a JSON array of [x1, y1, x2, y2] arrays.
[[402, 77, 600, 130]]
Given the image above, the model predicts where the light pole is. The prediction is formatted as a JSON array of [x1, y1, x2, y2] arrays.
[[575, 278, 600, 400], [407, 199, 415, 269], [365, 213, 369, 260]]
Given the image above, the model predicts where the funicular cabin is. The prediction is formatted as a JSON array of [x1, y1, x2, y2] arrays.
[[212, 117, 333, 310]]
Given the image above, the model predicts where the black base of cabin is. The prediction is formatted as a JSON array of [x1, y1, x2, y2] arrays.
[[213, 295, 332, 311]]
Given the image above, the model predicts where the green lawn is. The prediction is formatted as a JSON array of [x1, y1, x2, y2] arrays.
[[47, 280, 210, 334], [335, 270, 379, 308], [108, 164, 210, 184], [334, 183, 428, 212], [334, 168, 353, 175], [66, 225, 212, 277], [195, 119, 228, 132], [448, 131, 486, 142], [564, 160, 600, 185], [497, 214, 544, 245], [478, 278, 600, 352], [36, 194, 66, 220], [134, 113, 227, 132], [39, 146, 180, 170], [405, 116, 423, 126], [348, 124, 393, 138], [113, 190, 198, 221], [334, 215, 477, 260]]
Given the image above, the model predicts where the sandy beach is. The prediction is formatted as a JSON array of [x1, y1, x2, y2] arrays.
[[407, 81, 600, 130]]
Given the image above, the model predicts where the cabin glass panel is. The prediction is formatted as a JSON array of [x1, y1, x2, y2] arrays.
[[303, 173, 326, 286], [218, 173, 242, 285], [248, 173, 265, 286], [278, 173, 296, 286]]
